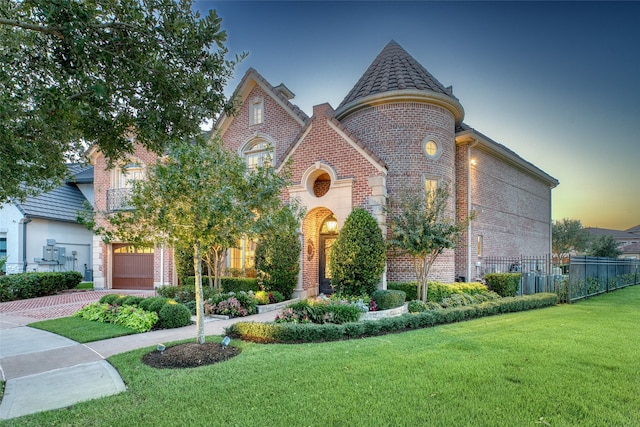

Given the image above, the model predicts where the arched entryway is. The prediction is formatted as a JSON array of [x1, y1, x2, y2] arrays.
[[318, 214, 339, 294]]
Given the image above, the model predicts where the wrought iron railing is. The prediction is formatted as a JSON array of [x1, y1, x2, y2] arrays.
[[107, 188, 133, 211]]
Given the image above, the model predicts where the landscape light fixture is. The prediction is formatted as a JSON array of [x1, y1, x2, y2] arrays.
[[157, 343, 166, 354], [221, 336, 231, 349]]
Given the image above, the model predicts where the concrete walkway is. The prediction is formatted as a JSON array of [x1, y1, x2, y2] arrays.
[[0, 291, 279, 420]]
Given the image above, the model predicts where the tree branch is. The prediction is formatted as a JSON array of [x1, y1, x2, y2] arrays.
[[0, 18, 63, 39]]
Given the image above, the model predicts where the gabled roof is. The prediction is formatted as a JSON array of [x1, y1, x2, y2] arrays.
[[626, 225, 640, 235], [456, 123, 559, 188], [215, 67, 309, 136], [15, 165, 92, 223]]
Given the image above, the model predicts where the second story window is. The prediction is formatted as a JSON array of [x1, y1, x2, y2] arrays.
[[108, 161, 145, 211], [244, 140, 272, 170], [250, 98, 264, 126]]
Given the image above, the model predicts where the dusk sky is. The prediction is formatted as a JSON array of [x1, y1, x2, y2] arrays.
[[196, 1, 640, 231]]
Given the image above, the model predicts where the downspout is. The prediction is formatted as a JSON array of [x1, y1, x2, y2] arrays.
[[20, 217, 32, 272], [467, 141, 478, 281]]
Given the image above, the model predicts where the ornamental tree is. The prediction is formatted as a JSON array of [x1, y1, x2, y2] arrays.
[[552, 218, 591, 264], [329, 207, 386, 296], [254, 202, 304, 298], [588, 235, 623, 258], [388, 184, 467, 302], [88, 136, 289, 344], [0, 0, 242, 203]]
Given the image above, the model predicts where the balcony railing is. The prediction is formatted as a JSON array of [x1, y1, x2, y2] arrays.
[[107, 188, 134, 212]]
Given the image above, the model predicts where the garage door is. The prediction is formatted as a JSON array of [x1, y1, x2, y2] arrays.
[[112, 244, 154, 289]]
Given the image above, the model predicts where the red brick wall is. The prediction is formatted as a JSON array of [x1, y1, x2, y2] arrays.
[[92, 146, 175, 288], [340, 102, 457, 283], [220, 84, 303, 166]]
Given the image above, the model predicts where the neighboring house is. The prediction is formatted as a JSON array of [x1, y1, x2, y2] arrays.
[[87, 145, 176, 290], [216, 40, 559, 298], [0, 165, 94, 277], [585, 226, 640, 259]]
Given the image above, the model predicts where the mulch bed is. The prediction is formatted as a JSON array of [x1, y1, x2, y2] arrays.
[[141, 342, 241, 369]]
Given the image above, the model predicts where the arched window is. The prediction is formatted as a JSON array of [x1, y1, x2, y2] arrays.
[[244, 140, 273, 170]]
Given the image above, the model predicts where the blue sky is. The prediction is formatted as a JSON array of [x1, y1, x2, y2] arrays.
[[196, 1, 640, 230]]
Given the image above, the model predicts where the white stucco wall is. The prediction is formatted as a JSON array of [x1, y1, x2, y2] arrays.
[[24, 218, 93, 275], [0, 203, 24, 274]]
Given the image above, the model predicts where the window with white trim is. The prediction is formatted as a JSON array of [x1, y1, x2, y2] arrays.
[[228, 237, 256, 274], [244, 140, 273, 170], [250, 98, 264, 125]]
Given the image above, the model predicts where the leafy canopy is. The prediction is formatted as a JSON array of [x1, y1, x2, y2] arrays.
[[588, 234, 623, 258], [0, 0, 242, 202], [552, 218, 591, 263], [389, 184, 467, 302], [89, 136, 289, 343]]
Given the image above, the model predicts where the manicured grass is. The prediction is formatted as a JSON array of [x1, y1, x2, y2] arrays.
[[75, 281, 94, 290], [28, 317, 137, 343], [6, 286, 640, 426]]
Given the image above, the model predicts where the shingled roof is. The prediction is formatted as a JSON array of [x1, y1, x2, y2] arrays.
[[337, 40, 456, 110], [15, 165, 93, 223]]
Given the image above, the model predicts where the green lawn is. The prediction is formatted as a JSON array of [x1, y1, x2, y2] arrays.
[[28, 317, 137, 343], [5, 286, 640, 426]]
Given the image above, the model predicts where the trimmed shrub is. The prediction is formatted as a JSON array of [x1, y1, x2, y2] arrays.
[[158, 302, 192, 328], [99, 294, 122, 305], [329, 208, 386, 296], [281, 299, 361, 324], [371, 290, 406, 310], [0, 271, 82, 302], [388, 281, 418, 301], [139, 296, 169, 314], [121, 296, 144, 306], [255, 290, 285, 305], [227, 293, 559, 343], [485, 273, 521, 297], [407, 300, 426, 313]]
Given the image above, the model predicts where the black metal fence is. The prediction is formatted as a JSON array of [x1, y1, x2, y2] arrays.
[[481, 255, 639, 303], [564, 256, 639, 303]]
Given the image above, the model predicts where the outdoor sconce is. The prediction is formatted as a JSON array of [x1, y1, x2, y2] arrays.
[[325, 215, 338, 233], [470, 158, 477, 166]]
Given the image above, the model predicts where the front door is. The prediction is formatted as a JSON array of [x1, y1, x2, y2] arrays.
[[319, 235, 336, 294]]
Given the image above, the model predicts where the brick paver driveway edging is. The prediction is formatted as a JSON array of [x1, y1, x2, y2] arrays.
[[0, 290, 156, 321]]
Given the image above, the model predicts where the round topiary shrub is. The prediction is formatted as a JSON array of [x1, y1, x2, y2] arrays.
[[121, 296, 143, 306], [329, 208, 386, 296], [408, 300, 426, 313], [158, 302, 192, 329], [371, 289, 406, 310], [139, 296, 169, 313], [99, 294, 121, 305]]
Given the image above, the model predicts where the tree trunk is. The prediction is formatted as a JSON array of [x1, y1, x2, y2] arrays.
[[193, 241, 205, 344]]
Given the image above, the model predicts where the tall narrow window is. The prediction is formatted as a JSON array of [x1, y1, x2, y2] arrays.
[[477, 235, 483, 258], [228, 237, 256, 275], [250, 98, 264, 125], [244, 140, 273, 170], [425, 178, 438, 206]]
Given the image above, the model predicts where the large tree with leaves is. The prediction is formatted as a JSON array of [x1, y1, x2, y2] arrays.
[[90, 136, 289, 344], [0, 0, 241, 203], [552, 218, 591, 265], [588, 234, 623, 258], [389, 184, 468, 302]]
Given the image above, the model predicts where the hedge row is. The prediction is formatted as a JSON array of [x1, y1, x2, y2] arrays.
[[226, 293, 558, 343], [387, 281, 488, 302], [0, 271, 83, 302]]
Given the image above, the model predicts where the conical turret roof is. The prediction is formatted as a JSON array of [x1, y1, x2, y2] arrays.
[[337, 40, 456, 111]]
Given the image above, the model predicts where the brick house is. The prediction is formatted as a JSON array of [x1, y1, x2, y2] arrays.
[[87, 145, 176, 290], [217, 40, 559, 298]]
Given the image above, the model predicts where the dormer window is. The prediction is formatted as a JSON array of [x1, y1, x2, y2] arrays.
[[244, 140, 272, 170], [250, 98, 264, 125]]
